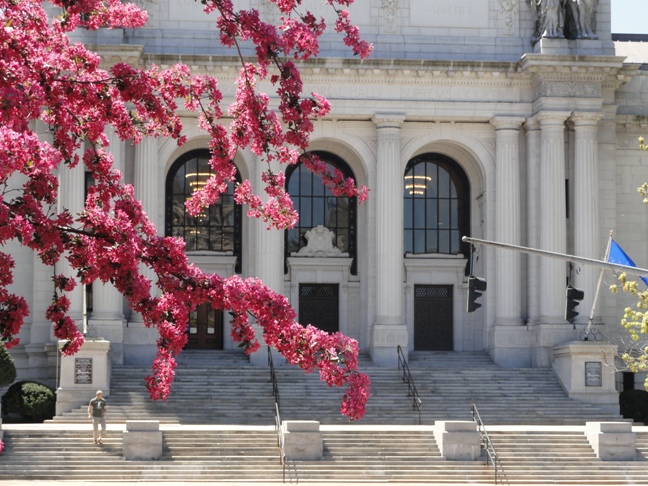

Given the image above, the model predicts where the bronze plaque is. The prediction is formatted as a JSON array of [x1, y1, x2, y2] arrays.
[[74, 358, 93, 385], [585, 361, 602, 387]]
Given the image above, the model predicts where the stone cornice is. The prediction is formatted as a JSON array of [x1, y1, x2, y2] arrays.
[[91, 44, 145, 68]]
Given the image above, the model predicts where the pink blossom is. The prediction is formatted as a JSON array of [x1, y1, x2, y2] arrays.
[[0, 0, 372, 420]]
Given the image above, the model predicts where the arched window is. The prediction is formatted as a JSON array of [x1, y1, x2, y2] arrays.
[[165, 149, 242, 272], [285, 151, 357, 274], [403, 154, 470, 259]]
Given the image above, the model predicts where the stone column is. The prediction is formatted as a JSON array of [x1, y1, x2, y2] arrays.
[[58, 148, 86, 329], [524, 118, 542, 325], [251, 155, 284, 366], [89, 128, 126, 363], [488, 117, 528, 367], [538, 113, 570, 323], [571, 113, 602, 326], [371, 114, 407, 367], [134, 136, 160, 229], [124, 136, 160, 365], [490, 117, 525, 325]]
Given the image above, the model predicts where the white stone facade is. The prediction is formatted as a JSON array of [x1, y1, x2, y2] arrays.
[[9, 1, 648, 383]]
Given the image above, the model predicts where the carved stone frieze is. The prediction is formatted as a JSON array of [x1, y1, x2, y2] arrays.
[[536, 80, 601, 98]]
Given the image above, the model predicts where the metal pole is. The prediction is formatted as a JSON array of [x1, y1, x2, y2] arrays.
[[461, 236, 648, 277], [588, 231, 614, 325]]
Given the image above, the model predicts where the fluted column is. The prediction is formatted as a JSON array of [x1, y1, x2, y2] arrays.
[[133, 135, 159, 290], [538, 113, 570, 323], [524, 118, 542, 325], [491, 117, 525, 325], [134, 136, 160, 230], [371, 114, 407, 367], [89, 129, 126, 362], [571, 113, 602, 325], [58, 148, 86, 329], [255, 157, 283, 294], [91, 128, 125, 323], [250, 155, 284, 366]]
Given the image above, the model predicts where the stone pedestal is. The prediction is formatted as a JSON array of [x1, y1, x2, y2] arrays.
[[585, 422, 636, 461], [434, 421, 481, 461], [56, 339, 111, 415], [552, 341, 619, 414], [123, 420, 163, 460], [282, 421, 322, 461]]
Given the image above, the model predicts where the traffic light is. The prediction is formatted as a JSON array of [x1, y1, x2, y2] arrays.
[[467, 276, 487, 313], [565, 286, 584, 322]]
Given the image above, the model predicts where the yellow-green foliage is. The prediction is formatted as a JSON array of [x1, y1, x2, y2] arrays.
[[616, 138, 648, 389]]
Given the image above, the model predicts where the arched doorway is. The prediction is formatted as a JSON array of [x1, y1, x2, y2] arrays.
[[404, 153, 470, 351], [165, 150, 243, 349]]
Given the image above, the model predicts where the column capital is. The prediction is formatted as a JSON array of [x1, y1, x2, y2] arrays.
[[571, 112, 602, 127], [537, 111, 571, 126], [524, 117, 541, 132], [372, 113, 406, 129], [490, 116, 525, 131]]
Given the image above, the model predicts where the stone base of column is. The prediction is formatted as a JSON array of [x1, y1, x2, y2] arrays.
[[89, 319, 125, 365], [552, 341, 619, 414], [370, 324, 407, 368], [123, 320, 158, 367], [488, 325, 531, 368], [529, 323, 580, 367]]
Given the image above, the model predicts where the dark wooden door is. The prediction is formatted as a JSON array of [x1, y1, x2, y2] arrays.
[[186, 304, 223, 349], [414, 285, 453, 351], [299, 284, 339, 334]]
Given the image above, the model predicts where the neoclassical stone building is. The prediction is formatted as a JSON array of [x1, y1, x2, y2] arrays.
[[9, 0, 648, 386]]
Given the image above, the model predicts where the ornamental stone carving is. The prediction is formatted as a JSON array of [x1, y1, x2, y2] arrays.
[[381, 0, 400, 33], [537, 80, 601, 98], [291, 225, 349, 257], [499, 0, 518, 36]]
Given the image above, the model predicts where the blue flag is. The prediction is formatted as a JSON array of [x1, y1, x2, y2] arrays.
[[608, 240, 648, 287]]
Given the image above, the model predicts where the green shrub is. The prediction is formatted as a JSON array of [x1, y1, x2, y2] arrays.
[[619, 389, 648, 425], [0, 345, 16, 390], [1, 381, 55, 423]]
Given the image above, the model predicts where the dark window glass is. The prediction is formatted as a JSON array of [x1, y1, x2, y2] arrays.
[[403, 154, 470, 259], [165, 150, 242, 273], [285, 151, 357, 275]]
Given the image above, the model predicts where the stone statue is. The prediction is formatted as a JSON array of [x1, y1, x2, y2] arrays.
[[529, 0, 598, 42], [565, 0, 598, 39]]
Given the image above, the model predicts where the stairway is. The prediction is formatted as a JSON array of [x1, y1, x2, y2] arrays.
[[49, 349, 624, 425], [4, 350, 645, 483], [1, 426, 646, 483], [489, 429, 648, 484]]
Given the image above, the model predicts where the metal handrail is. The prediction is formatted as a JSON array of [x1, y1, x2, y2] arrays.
[[268, 347, 285, 482], [268, 347, 281, 411], [471, 403, 509, 485], [396, 345, 422, 425]]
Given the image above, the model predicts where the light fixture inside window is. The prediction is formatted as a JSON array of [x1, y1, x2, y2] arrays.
[[185, 172, 211, 191], [404, 175, 432, 195]]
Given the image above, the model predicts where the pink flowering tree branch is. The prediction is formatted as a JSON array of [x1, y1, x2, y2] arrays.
[[0, 0, 371, 419]]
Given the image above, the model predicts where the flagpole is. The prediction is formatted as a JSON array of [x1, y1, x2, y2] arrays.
[[587, 230, 614, 330]]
